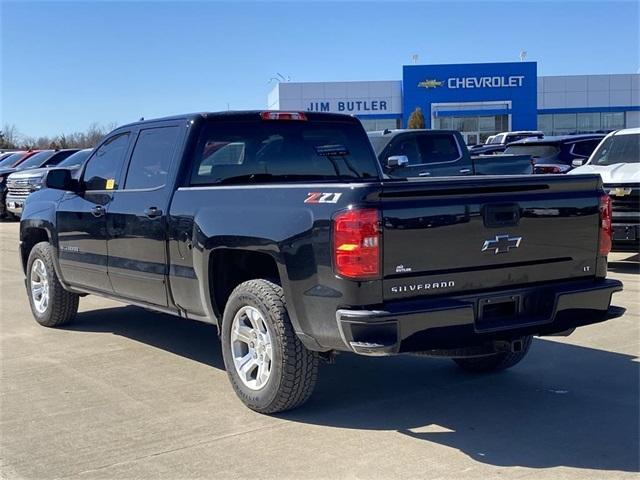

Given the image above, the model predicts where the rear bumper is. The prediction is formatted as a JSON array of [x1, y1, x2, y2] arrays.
[[336, 278, 624, 356]]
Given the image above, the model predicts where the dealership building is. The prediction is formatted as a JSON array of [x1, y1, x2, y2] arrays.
[[267, 62, 640, 145]]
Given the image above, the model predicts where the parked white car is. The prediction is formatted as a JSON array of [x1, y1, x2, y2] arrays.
[[570, 127, 639, 251]]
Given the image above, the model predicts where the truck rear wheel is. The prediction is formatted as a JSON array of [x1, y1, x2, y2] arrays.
[[26, 242, 79, 327], [221, 279, 318, 414], [453, 336, 533, 373]]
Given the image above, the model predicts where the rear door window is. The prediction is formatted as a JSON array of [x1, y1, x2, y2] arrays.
[[190, 120, 379, 185], [124, 126, 180, 190]]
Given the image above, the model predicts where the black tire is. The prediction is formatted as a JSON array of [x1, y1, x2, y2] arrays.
[[26, 242, 79, 327], [221, 279, 318, 414], [453, 336, 533, 373]]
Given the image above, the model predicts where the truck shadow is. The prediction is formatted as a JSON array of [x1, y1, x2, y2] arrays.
[[608, 260, 640, 274], [65, 306, 224, 369], [65, 306, 638, 473]]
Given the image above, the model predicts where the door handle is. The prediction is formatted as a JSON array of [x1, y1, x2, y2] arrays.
[[459, 168, 472, 174], [144, 207, 163, 219], [418, 171, 431, 176], [91, 205, 105, 217]]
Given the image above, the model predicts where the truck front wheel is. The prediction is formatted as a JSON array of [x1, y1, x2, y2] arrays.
[[221, 279, 318, 414], [453, 336, 533, 373], [26, 242, 79, 327]]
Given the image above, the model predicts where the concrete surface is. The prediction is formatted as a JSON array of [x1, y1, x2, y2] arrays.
[[0, 221, 637, 479]]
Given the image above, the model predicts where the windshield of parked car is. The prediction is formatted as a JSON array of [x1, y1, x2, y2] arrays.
[[190, 120, 380, 185], [490, 134, 505, 144], [57, 149, 92, 168], [588, 133, 639, 166], [0, 152, 26, 168], [16, 151, 55, 170], [504, 144, 561, 163]]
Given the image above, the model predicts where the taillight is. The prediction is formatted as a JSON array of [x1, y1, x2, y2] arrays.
[[536, 165, 562, 174], [260, 111, 307, 121], [333, 208, 381, 280], [599, 194, 612, 256]]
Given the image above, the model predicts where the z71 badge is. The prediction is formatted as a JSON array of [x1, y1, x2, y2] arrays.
[[304, 192, 343, 204]]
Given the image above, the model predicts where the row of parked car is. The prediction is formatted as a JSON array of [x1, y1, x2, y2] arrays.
[[0, 148, 92, 219], [469, 130, 609, 174]]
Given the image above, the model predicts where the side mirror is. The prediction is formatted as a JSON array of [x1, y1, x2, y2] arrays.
[[386, 155, 409, 169], [571, 159, 585, 167], [44, 169, 77, 191]]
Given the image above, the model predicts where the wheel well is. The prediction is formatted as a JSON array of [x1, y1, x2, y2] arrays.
[[209, 249, 280, 318], [21, 228, 49, 272]]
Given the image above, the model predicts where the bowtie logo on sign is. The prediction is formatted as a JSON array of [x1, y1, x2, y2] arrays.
[[417, 79, 444, 89]]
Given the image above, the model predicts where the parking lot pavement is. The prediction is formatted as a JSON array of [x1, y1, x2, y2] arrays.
[[0, 221, 637, 480]]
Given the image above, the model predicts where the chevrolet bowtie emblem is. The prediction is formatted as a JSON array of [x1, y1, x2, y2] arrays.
[[482, 235, 522, 254], [609, 187, 632, 197]]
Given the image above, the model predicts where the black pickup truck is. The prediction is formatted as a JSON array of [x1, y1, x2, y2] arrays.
[[368, 129, 533, 177], [20, 111, 623, 413]]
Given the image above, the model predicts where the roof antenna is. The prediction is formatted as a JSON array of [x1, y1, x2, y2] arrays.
[[139, 117, 144, 121]]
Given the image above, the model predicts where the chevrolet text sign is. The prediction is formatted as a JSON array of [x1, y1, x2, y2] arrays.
[[447, 75, 525, 89]]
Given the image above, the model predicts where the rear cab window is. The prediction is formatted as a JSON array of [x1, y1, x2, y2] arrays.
[[190, 118, 380, 185]]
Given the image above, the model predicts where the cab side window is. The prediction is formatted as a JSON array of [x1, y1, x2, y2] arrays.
[[416, 134, 461, 164], [124, 126, 180, 190], [83, 133, 130, 191], [389, 137, 422, 165]]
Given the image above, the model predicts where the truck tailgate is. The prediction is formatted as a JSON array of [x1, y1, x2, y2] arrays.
[[381, 174, 602, 300]]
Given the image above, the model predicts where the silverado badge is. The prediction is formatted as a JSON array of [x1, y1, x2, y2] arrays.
[[482, 234, 522, 254]]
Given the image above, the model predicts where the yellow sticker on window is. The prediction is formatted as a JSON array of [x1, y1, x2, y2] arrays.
[[105, 179, 115, 190]]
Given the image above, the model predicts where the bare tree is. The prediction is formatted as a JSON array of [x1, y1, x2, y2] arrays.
[[1, 122, 116, 150], [0, 124, 22, 149]]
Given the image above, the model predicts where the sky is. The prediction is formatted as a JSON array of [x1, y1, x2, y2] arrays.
[[2, 0, 639, 137]]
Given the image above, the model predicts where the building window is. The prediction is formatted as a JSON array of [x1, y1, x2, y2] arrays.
[[602, 112, 625, 130], [537, 114, 553, 133], [432, 114, 508, 145], [538, 112, 627, 135], [577, 113, 601, 131], [359, 118, 401, 132]]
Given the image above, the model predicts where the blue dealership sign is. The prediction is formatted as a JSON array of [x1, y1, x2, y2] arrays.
[[403, 62, 537, 130]]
